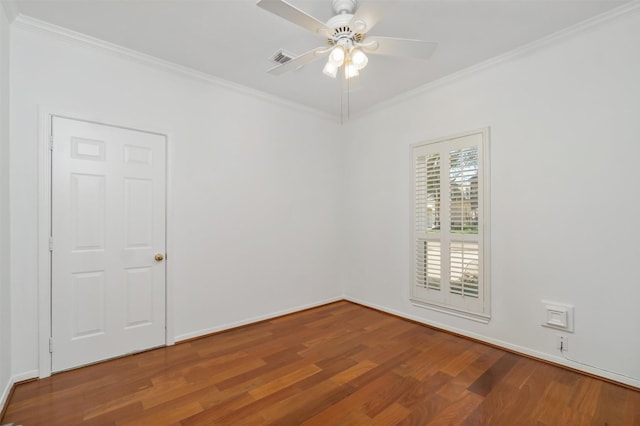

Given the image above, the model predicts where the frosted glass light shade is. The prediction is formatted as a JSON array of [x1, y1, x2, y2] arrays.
[[323, 61, 338, 78], [344, 63, 359, 79], [328, 46, 345, 66], [351, 48, 368, 70]]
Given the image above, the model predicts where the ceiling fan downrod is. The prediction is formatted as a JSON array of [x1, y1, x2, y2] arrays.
[[331, 0, 357, 15]]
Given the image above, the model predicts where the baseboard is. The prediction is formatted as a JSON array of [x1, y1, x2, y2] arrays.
[[344, 296, 640, 390], [174, 296, 344, 342], [0, 369, 38, 420], [0, 376, 12, 419]]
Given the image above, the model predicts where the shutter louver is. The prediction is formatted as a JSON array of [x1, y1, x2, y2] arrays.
[[415, 156, 427, 232], [416, 239, 441, 291], [426, 154, 441, 232], [449, 147, 478, 234], [450, 242, 479, 298]]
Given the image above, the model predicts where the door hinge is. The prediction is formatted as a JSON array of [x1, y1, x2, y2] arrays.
[[49, 338, 54, 353], [49, 237, 54, 251], [49, 135, 54, 151]]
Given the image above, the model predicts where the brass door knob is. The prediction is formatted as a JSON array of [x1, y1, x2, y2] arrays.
[[154, 253, 164, 262]]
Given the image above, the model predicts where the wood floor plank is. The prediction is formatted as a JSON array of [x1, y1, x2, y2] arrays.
[[302, 374, 401, 425], [439, 347, 484, 377], [330, 359, 379, 385], [397, 371, 453, 409], [592, 381, 629, 425], [248, 363, 322, 399], [534, 379, 574, 424], [2, 301, 637, 426], [258, 379, 352, 425], [214, 345, 304, 391], [81, 401, 143, 426], [179, 391, 256, 425], [397, 394, 451, 426], [627, 389, 640, 425], [369, 402, 412, 425], [488, 361, 557, 425], [363, 373, 422, 418], [427, 390, 483, 426], [467, 352, 520, 397], [212, 384, 315, 425]]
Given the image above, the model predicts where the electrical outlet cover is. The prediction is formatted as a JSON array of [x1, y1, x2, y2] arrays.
[[542, 301, 574, 332]]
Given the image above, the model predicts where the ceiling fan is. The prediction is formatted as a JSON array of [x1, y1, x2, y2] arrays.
[[257, 0, 438, 80]]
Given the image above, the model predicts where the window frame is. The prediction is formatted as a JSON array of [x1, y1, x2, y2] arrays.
[[410, 128, 491, 323]]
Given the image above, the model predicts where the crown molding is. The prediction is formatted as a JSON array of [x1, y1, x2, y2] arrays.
[[355, 1, 640, 120], [1, 0, 19, 23], [10, 1, 639, 124], [12, 14, 338, 122]]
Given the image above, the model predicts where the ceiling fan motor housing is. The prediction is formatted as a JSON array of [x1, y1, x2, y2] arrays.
[[326, 13, 364, 46]]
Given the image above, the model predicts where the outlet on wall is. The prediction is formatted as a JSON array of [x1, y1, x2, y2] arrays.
[[557, 335, 568, 352]]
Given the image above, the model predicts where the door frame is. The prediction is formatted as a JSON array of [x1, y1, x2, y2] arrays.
[[37, 107, 175, 378]]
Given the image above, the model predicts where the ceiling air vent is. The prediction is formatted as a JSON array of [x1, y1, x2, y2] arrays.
[[270, 49, 295, 65]]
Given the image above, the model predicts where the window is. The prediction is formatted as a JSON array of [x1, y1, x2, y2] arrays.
[[411, 128, 490, 322]]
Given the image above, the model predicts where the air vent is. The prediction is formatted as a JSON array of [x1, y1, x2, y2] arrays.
[[270, 50, 295, 65]]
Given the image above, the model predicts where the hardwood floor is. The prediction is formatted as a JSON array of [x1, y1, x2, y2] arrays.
[[2, 301, 639, 425]]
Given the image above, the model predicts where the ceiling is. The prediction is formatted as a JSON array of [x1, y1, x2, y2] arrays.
[[10, 0, 629, 117]]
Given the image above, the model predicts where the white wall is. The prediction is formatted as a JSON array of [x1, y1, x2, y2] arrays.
[[341, 8, 640, 387], [0, 0, 12, 409], [7, 4, 640, 391], [10, 24, 343, 376]]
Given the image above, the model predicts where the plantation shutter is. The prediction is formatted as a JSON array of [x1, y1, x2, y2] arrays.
[[449, 242, 479, 298], [411, 129, 489, 320], [413, 153, 444, 303], [449, 146, 479, 233], [415, 240, 441, 291]]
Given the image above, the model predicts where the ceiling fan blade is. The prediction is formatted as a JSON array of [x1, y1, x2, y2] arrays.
[[267, 47, 329, 75], [363, 37, 438, 60], [348, 3, 382, 34], [257, 0, 332, 36]]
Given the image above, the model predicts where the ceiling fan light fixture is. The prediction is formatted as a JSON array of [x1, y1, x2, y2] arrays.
[[323, 61, 339, 78], [350, 48, 368, 70], [328, 46, 346, 66]]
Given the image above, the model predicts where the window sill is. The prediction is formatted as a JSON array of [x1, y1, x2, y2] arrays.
[[410, 298, 491, 324]]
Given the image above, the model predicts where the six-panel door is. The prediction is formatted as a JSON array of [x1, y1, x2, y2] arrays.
[[51, 117, 166, 372]]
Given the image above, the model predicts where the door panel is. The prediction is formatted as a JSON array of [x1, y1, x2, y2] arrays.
[[71, 173, 105, 250], [71, 271, 105, 338], [51, 117, 166, 372]]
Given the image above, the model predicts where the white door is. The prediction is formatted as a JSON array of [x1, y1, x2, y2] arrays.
[[51, 116, 166, 372]]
